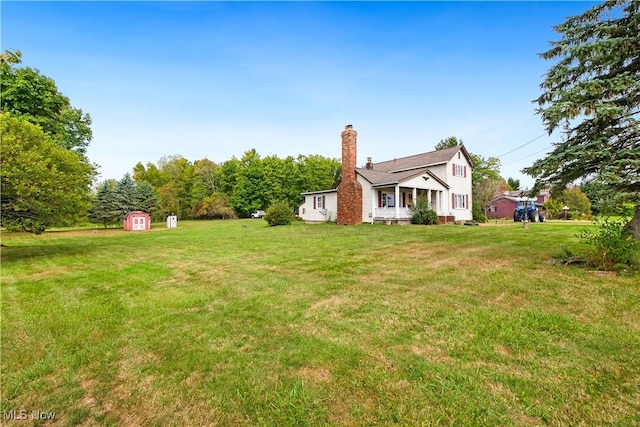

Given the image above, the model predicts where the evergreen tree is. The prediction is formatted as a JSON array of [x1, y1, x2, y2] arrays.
[[116, 173, 138, 219], [135, 181, 160, 217], [90, 180, 120, 227], [524, 1, 640, 237]]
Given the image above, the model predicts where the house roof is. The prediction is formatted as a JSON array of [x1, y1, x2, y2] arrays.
[[367, 145, 474, 173], [357, 167, 449, 189], [301, 188, 337, 196], [301, 144, 469, 196]]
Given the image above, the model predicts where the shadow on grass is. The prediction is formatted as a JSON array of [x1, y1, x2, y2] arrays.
[[0, 241, 102, 263]]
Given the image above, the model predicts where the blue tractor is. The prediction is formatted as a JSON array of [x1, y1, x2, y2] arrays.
[[513, 199, 545, 222]]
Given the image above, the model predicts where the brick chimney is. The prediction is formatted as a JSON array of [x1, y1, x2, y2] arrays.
[[337, 124, 363, 225], [366, 157, 373, 170]]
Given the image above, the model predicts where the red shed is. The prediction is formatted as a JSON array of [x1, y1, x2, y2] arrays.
[[123, 211, 150, 231]]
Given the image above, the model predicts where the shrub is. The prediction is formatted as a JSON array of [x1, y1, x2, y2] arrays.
[[579, 217, 640, 270], [411, 196, 438, 225], [472, 203, 486, 222], [264, 201, 295, 226]]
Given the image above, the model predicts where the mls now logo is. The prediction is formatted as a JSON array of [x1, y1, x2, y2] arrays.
[[4, 409, 56, 421]]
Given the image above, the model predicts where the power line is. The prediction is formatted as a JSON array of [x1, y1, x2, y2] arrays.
[[497, 132, 547, 158], [503, 145, 553, 165]]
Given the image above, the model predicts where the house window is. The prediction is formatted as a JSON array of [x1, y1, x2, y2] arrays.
[[383, 194, 395, 207], [489, 205, 497, 212], [315, 195, 324, 209], [453, 164, 466, 177], [452, 193, 468, 209]]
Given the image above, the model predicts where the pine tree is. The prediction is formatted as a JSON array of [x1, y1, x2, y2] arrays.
[[90, 180, 120, 227], [524, 0, 640, 237], [115, 173, 138, 219]]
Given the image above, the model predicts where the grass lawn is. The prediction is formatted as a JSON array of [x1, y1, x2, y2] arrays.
[[1, 220, 639, 426]]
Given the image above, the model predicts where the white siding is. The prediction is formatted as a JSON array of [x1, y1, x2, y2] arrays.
[[402, 174, 447, 191], [446, 151, 473, 221], [358, 175, 373, 223], [429, 164, 447, 182], [299, 191, 338, 223]]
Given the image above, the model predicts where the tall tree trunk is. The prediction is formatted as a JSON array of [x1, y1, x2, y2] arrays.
[[625, 204, 640, 240]]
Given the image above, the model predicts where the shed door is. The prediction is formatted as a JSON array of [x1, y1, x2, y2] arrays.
[[133, 216, 146, 230]]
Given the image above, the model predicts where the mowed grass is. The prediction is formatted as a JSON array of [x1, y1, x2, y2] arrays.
[[1, 220, 639, 426]]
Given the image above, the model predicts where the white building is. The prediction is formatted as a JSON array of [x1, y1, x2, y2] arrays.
[[299, 126, 474, 224]]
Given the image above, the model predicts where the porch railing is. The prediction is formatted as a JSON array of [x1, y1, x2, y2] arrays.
[[374, 207, 413, 219]]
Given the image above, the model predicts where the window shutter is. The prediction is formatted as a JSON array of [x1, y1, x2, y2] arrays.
[[464, 166, 467, 178], [466, 194, 469, 209], [378, 191, 382, 207], [452, 193, 455, 209], [313, 196, 316, 209], [322, 195, 325, 209], [452, 164, 456, 175]]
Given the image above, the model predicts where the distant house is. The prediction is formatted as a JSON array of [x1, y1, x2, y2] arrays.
[[299, 125, 474, 225], [123, 211, 150, 231], [486, 190, 550, 220]]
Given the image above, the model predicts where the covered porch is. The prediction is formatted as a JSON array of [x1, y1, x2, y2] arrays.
[[370, 184, 446, 224]]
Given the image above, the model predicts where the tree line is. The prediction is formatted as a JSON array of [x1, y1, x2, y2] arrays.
[[104, 150, 342, 223]]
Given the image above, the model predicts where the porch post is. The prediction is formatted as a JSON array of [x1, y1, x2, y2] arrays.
[[371, 189, 376, 224], [427, 190, 432, 210], [412, 187, 417, 206], [395, 185, 400, 219]]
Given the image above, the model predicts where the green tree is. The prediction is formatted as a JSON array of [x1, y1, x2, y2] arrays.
[[115, 173, 138, 219], [523, 1, 640, 238], [133, 161, 165, 189], [1, 50, 92, 155], [192, 192, 236, 219], [562, 186, 592, 219], [91, 176, 160, 226], [544, 197, 566, 219], [218, 157, 241, 196], [1, 113, 94, 233], [191, 158, 220, 201], [470, 154, 503, 222], [90, 179, 120, 227], [434, 136, 463, 151], [155, 155, 194, 218], [506, 177, 521, 191], [296, 154, 341, 199], [230, 149, 267, 217], [134, 181, 160, 218]]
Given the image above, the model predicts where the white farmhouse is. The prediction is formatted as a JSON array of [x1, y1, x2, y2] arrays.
[[299, 125, 474, 224]]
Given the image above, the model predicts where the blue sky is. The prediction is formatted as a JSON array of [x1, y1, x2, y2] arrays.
[[2, 1, 594, 187]]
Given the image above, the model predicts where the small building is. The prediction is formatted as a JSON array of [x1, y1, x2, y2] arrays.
[[123, 211, 151, 231], [486, 190, 550, 220]]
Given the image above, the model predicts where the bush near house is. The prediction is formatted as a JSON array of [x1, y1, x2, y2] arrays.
[[411, 196, 438, 225], [264, 201, 295, 226]]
